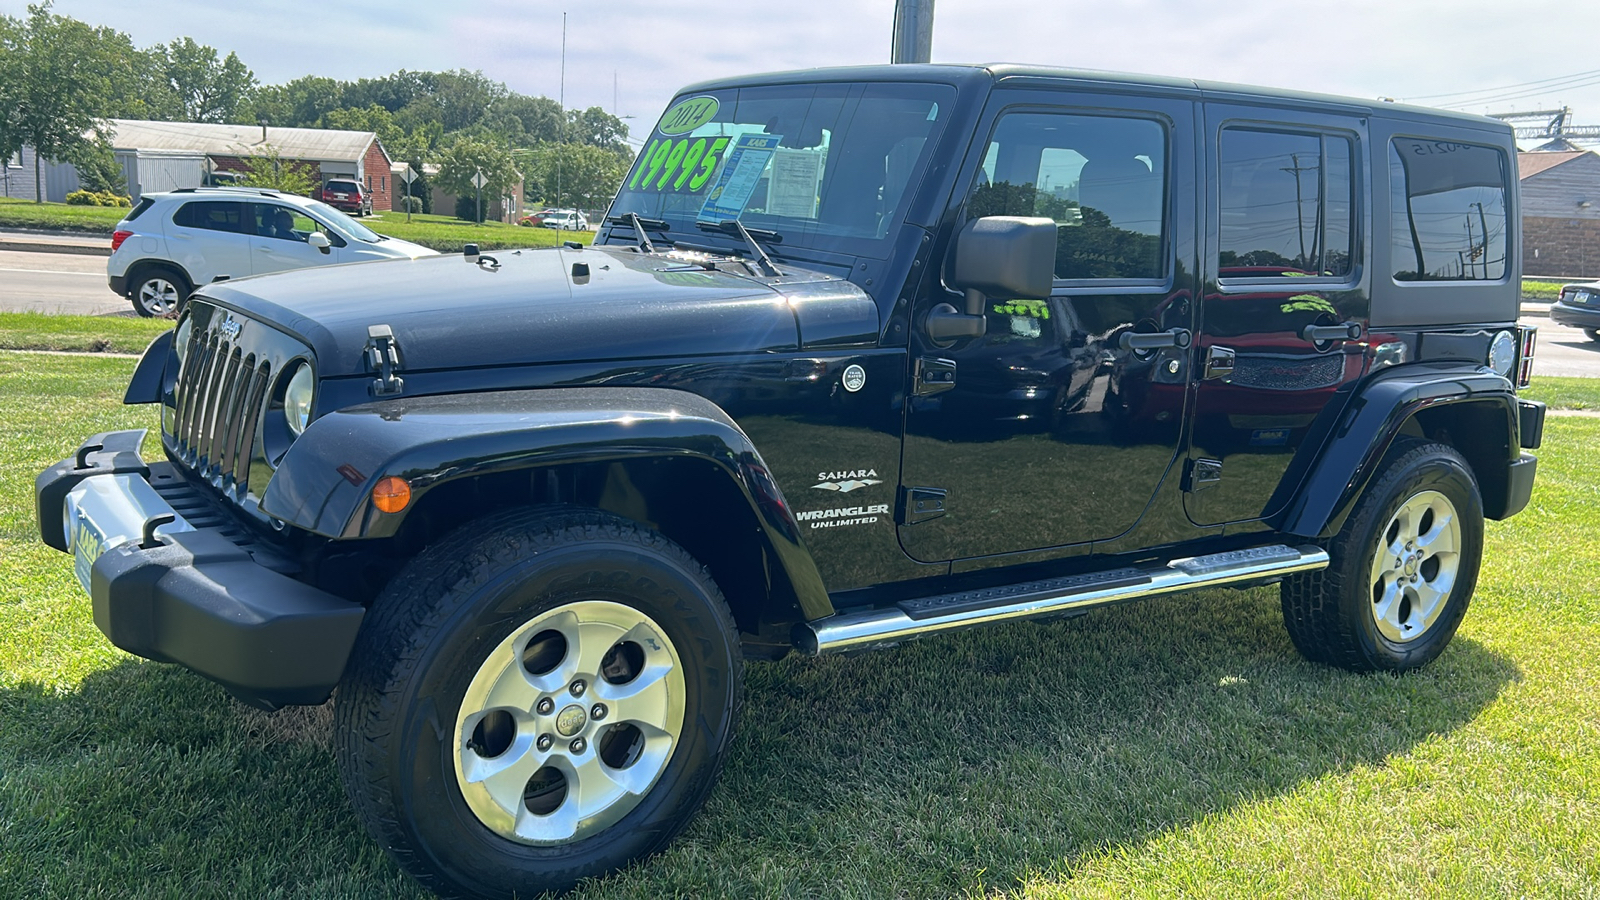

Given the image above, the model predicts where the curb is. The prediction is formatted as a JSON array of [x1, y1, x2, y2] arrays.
[[0, 240, 112, 257]]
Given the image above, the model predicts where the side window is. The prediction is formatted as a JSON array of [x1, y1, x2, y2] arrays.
[[1389, 139, 1508, 282], [967, 112, 1167, 280], [248, 203, 339, 244], [171, 201, 245, 234], [1218, 128, 1354, 278]]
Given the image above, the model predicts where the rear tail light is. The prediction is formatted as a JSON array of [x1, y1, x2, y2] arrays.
[[1517, 325, 1537, 389], [111, 230, 133, 251]]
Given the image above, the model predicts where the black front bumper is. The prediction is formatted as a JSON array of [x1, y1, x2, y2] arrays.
[[36, 430, 364, 708]]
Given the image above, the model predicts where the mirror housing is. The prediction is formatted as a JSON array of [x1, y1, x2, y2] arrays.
[[951, 216, 1057, 316], [307, 232, 331, 254]]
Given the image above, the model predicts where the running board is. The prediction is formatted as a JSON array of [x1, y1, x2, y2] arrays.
[[798, 544, 1329, 656]]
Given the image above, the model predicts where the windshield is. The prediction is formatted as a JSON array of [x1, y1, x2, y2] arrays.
[[608, 82, 955, 256], [304, 198, 383, 242]]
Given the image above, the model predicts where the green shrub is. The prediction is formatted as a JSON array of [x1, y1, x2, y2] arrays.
[[64, 190, 99, 206], [400, 195, 423, 213]]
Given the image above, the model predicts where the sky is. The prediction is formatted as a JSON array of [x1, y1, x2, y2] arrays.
[[12, 0, 1600, 148]]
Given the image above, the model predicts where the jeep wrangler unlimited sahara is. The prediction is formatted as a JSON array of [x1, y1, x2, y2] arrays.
[[38, 64, 1544, 898]]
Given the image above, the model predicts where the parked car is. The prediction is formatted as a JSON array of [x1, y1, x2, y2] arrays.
[[1551, 280, 1600, 341], [107, 187, 437, 316], [318, 178, 372, 217], [541, 208, 589, 230], [519, 207, 559, 227], [44, 64, 1543, 899]]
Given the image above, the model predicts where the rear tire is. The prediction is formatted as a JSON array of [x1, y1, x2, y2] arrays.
[[1281, 439, 1483, 671], [334, 506, 742, 899], [128, 265, 189, 318], [1584, 327, 1599, 343]]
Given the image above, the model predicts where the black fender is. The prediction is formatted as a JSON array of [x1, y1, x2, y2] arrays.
[[123, 329, 175, 405], [1273, 361, 1524, 539], [260, 386, 831, 618]]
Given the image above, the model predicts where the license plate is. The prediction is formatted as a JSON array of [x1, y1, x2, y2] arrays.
[[64, 475, 194, 593]]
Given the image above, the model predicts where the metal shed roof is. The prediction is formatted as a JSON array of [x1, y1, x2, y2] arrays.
[[106, 119, 377, 162]]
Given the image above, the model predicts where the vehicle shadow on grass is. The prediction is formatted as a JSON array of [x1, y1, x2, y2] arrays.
[[0, 585, 1517, 900]]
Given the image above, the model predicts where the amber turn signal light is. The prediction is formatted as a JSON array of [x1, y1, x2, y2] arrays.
[[372, 476, 411, 513]]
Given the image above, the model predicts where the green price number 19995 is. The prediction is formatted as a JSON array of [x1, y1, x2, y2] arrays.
[[628, 136, 732, 193]]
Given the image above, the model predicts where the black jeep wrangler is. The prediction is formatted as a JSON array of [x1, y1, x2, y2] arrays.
[[38, 64, 1544, 898]]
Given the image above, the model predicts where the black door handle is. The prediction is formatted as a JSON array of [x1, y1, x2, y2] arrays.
[[1301, 322, 1363, 343], [1119, 328, 1192, 351]]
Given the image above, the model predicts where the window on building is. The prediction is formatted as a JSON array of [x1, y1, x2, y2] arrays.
[[1218, 128, 1355, 278], [1389, 138, 1508, 282], [5, 151, 20, 169], [966, 112, 1167, 280]]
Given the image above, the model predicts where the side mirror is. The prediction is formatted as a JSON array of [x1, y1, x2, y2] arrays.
[[307, 232, 332, 254], [928, 216, 1056, 342]]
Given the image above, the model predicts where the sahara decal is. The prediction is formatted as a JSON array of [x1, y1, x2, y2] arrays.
[[841, 364, 867, 392], [795, 504, 891, 529], [812, 468, 881, 492]]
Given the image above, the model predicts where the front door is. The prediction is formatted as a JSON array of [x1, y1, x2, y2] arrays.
[[1185, 106, 1370, 526], [898, 90, 1198, 563], [248, 203, 343, 275]]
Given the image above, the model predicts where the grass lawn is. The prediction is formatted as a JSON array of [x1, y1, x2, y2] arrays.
[[1, 355, 1595, 899], [1522, 279, 1571, 301], [0, 197, 588, 253], [0, 311, 171, 354]]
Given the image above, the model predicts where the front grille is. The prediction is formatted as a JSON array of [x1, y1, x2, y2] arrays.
[[174, 323, 273, 490]]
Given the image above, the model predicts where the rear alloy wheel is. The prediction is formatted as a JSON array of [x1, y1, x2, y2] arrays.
[[335, 507, 741, 899], [1281, 439, 1483, 671], [130, 267, 189, 318]]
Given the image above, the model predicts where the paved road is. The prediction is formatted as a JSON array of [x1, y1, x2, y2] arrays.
[[0, 250, 130, 316], [1521, 315, 1600, 378]]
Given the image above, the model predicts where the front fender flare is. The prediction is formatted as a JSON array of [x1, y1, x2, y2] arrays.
[[1273, 361, 1520, 539], [261, 386, 829, 616]]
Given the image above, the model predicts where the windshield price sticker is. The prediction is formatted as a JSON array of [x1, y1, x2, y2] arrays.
[[697, 134, 783, 223], [628, 135, 732, 194], [658, 96, 720, 135]]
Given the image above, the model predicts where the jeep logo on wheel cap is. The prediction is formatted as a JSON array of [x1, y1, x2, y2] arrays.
[[556, 704, 587, 737]]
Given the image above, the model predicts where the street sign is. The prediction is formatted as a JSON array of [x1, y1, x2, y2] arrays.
[[399, 166, 417, 185], [471, 170, 488, 189]]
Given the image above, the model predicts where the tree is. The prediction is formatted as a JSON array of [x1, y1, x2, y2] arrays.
[[65, 136, 127, 196], [4, 3, 142, 201], [149, 37, 256, 123], [319, 103, 403, 147], [236, 144, 315, 196], [237, 75, 344, 128], [434, 138, 519, 222], [519, 142, 630, 212], [565, 106, 630, 155]]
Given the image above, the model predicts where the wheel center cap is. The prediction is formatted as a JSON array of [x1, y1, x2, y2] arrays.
[[556, 704, 587, 737], [1403, 555, 1419, 577]]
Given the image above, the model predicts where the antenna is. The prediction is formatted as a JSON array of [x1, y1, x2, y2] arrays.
[[558, 11, 566, 211]]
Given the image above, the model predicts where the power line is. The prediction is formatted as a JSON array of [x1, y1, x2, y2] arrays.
[[1433, 73, 1600, 111], [1405, 68, 1600, 101]]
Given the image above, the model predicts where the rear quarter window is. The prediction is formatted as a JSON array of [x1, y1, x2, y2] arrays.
[[1389, 138, 1508, 282]]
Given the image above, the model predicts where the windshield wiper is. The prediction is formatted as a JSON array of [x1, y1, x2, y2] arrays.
[[604, 213, 672, 253], [697, 219, 782, 277]]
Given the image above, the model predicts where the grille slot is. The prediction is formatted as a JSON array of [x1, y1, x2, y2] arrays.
[[170, 311, 278, 493]]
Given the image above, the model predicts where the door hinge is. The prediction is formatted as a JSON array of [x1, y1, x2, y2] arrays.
[[1182, 458, 1222, 493], [914, 357, 957, 396], [898, 486, 948, 525], [365, 324, 405, 396]]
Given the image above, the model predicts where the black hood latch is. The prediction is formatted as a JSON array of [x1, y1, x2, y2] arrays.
[[365, 324, 405, 397]]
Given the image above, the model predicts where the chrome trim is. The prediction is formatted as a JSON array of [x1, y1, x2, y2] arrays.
[[801, 544, 1329, 655]]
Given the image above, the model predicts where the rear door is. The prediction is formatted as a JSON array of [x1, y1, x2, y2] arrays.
[[1184, 104, 1370, 526], [166, 200, 253, 283], [897, 87, 1200, 563]]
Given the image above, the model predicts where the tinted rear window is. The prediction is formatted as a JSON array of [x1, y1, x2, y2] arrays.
[[1389, 138, 1508, 282], [171, 201, 245, 233], [325, 181, 361, 193], [124, 197, 155, 222]]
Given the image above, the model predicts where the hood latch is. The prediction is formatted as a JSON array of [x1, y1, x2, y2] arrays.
[[365, 324, 405, 396]]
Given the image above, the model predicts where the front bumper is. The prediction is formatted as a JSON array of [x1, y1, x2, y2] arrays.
[[36, 430, 364, 708], [1550, 300, 1600, 330]]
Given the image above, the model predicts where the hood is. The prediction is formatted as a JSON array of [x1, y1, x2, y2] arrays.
[[195, 245, 880, 378]]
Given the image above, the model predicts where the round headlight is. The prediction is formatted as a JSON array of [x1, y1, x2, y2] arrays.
[[1488, 330, 1516, 379], [283, 363, 315, 436]]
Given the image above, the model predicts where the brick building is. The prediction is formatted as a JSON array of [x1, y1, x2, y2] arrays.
[[87, 120, 393, 210], [1519, 149, 1600, 278]]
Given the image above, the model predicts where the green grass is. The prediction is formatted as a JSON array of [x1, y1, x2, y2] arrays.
[[0, 196, 127, 233], [1522, 279, 1568, 301], [0, 312, 171, 354], [1, 352, 1595, 898], [1521, 375, 1600, 411]]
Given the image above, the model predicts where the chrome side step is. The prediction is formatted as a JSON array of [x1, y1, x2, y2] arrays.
[[798, 544, 1329, 655]]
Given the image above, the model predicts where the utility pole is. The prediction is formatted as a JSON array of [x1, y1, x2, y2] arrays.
[[891, 0, 935, 64]]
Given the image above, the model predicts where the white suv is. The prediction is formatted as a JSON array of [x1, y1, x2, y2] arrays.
[[108, 188, 437, 317]]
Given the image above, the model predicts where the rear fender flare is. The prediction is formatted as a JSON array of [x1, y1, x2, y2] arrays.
[[260, 386, 830, 617], [1273, 361, 1519, 538]]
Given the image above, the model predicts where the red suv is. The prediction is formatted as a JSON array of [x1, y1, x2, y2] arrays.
[[318, 179, 372, 216]]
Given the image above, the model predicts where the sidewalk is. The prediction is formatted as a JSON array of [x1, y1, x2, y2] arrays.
[[0, 229, 112, 256]]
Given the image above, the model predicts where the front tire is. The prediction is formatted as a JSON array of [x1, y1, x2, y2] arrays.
[[1281, 439, 1483, 672], [334, 507, 742, 899]]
